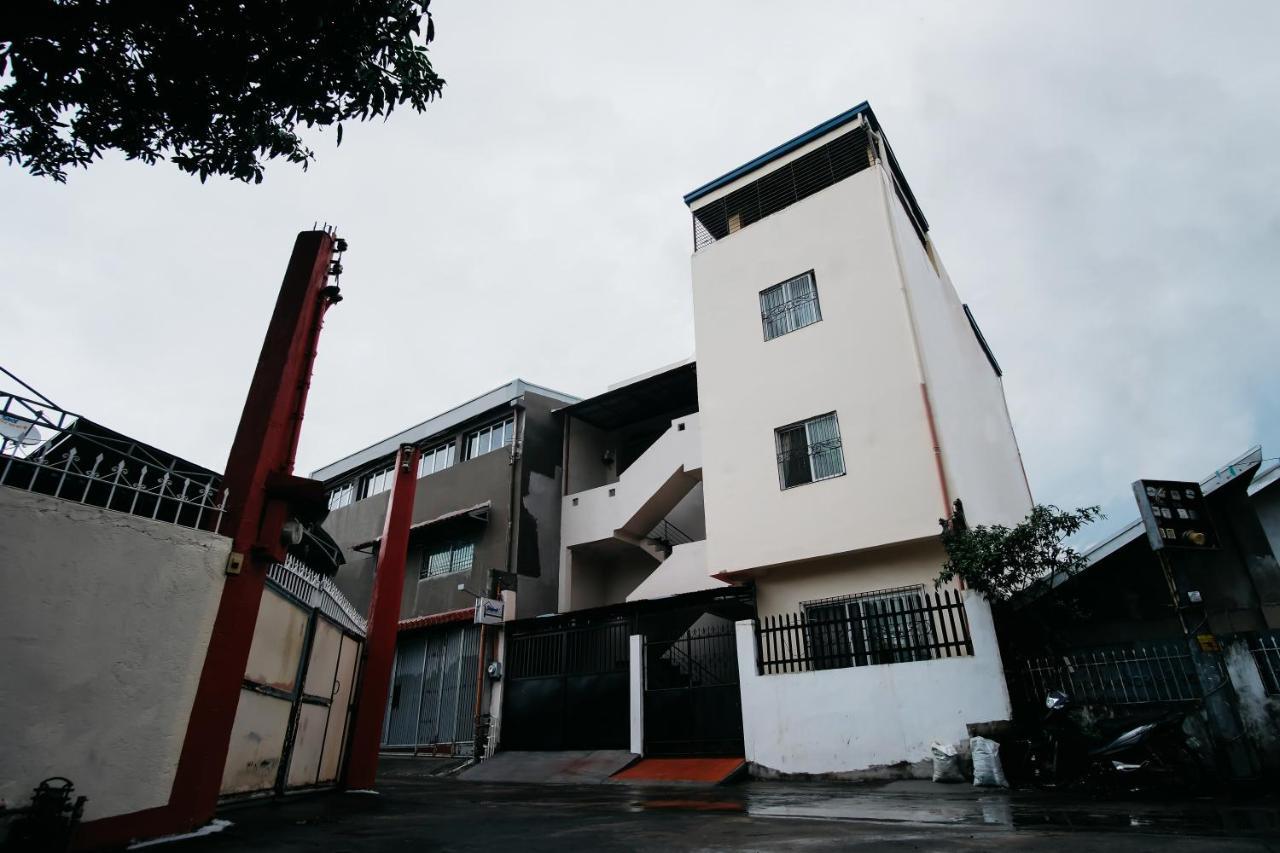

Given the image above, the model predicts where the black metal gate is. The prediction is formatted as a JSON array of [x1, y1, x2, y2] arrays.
[[644, 623, 743, 756], [502, 618, 630, 751]]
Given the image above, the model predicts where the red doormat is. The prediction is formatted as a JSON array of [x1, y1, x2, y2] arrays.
[[611, 757, 745, 784]]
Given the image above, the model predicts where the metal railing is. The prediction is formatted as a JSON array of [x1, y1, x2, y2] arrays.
[[1009, 641, 1200, 707], [756, 589, 973, 675], [268, 554, 368, 637], [646, 625, 738, 689], [648, 518, 695, 548], [1248, 632, 1280, 695], [1, 392, 228, 533]]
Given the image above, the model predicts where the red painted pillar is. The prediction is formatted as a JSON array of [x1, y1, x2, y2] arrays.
[[75, 231, 343, 849], [345, 443, 421, 789]]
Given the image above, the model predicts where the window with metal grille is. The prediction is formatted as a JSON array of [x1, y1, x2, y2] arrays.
[[691, 125, 873, 250], [775, 412, 844, 489], [417, 441, 456, 478], [421, 539, 476, 579], [803, 585, 936, 669], [465, 418, 514, 460], [761, 271, 822, 340]]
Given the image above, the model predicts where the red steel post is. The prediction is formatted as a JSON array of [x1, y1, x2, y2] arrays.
[[345, 443, 421, 789], [75, 231, 342, 848]]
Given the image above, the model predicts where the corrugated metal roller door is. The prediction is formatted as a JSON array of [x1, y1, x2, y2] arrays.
[[384, 624, 481, 754]]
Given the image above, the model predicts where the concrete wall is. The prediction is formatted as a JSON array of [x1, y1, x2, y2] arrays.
[[734, 592, 1012, 778], [1223, 638, 1280, 773], [565, 546, 657, 611], [561, 414, 702, 550], [753, 538, 953, 618], [884, 168, 1032, 528], [0, 487, 229, 821], [691, 164, 944, 577], [326, 391, 566, 621], [626, 540, 726, 603]]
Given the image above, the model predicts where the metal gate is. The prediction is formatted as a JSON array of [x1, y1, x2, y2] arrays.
[[502, 618, 630, 751], [382, 624, 482, 754], [644, 623, 743, 756], [221, 556, 367, 797]]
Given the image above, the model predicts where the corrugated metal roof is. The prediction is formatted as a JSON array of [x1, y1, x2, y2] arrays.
[[1046, 445, 1266, 592], [311, 379, 578, 483]]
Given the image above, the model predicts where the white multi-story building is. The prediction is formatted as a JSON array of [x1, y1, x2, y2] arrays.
[[507, 103, 1033, 776]]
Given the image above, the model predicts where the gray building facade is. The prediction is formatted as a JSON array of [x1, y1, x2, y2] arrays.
[[313, 380, 578, 623]]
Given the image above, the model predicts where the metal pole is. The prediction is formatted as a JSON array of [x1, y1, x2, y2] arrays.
[[78, 231, 344, 848], [1157, 550, 1256, 782], [345, 443, 421, 789]]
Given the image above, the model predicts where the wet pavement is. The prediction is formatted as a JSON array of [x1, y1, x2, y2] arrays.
[[171, 769, 1280, 852]]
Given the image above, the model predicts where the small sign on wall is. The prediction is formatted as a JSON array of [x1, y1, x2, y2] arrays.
[[474, 597, 505, 625]]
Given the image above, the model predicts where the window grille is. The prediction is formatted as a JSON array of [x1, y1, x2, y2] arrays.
[[761, 271, 822, 341], [421, 540, 476, 579], [691, 124, 873, 251], [775, 412, 844, 489], [417, 442, 456, 478], [804, 586, 936, 668], [466, 418, 514, 461]]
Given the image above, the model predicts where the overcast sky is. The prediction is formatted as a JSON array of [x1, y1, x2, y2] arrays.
[[3, 1, 1277, 546]]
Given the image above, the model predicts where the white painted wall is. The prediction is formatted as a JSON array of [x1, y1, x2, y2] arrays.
[[0, 487, 228, 820], [734, 592, 1012, 777], [691, 165, 944, 577], [753, 538, 952, 618], [560, 413, 702, 549], [883, 167, 1032, 527], [625, 540, 725, 603]]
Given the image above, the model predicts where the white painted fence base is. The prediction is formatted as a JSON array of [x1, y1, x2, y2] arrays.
[[734, 593, 1012, 778]]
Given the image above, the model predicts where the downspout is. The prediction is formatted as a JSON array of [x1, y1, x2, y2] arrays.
[[871, 129, 952, 521], [506, 403, 525, 574]]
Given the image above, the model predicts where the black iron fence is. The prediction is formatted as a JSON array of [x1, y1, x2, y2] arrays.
[[1007, 641, 1201, 708], [755, 589, 973, 675]]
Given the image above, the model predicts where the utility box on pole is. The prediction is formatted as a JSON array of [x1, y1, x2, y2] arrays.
[[1132, 478, 1257, 783]]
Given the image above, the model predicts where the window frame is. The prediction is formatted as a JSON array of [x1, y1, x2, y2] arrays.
[[357, 464, 396, 501], [327, 482, 354, 511], [775, 411, 845, 490], [465, 417, 515, 461], [760, 270, 822, 342], [419, 539, 476, 580], [417, 441, 457, 478]]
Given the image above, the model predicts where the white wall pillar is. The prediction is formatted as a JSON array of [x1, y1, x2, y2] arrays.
[[629, 634, 644, 755], [485, 589, 517, 758], [734, 619, 759, 766]]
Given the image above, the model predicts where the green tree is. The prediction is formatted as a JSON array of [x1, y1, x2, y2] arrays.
[[1, 1, 444, 182], [936, 502, 1103, 604]]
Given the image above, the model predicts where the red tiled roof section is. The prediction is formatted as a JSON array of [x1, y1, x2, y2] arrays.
[[398, 607, 473, 632]]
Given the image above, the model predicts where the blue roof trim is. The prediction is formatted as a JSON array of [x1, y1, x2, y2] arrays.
[[683, 101, 871, 206]]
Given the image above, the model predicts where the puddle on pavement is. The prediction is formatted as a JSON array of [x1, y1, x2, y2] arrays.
[[732, 787, 1280, 836]]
